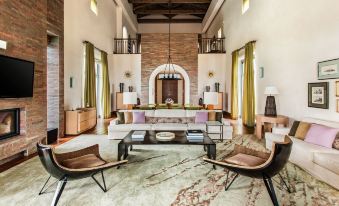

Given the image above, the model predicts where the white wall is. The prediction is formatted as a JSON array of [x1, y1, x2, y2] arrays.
[[207, 0, 339, 121], [64, 0, 117, 110], [198, 54, 227, 110], [109, 54, 141, 110]]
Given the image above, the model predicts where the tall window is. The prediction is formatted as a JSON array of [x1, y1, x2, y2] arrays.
[[242, 0, 249, 14], [91, 0, 98, 15], [217, 28, 222, 38]]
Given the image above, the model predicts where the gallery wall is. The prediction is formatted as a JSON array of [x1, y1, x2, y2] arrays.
[[207, 0, 339, 121]]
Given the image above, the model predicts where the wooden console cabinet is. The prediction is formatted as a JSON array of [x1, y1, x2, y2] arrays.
[[65, 108, 97, 135]]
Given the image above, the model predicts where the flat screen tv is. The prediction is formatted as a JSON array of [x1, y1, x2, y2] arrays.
[[0, 54, 34, 98]]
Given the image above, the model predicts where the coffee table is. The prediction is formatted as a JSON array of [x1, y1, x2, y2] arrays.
[[117, 130, 216, 164]]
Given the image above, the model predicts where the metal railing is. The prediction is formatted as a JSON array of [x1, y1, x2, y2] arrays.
[[198, 37, 226, 54], [114, 38, 141, 54]]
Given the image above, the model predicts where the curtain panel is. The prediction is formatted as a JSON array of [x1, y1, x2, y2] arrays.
[[242, 42, 256, 127], [101, 51, 111, 119], [84, 42, 96, 108], [231, 50, 239, 119]]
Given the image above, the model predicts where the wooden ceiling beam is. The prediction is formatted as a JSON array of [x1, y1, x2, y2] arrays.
[[138, 18, 202, 23], [135, 9, 206, 14], [130, 0, 211, 3]]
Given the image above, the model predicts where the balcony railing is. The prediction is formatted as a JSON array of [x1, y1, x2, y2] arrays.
[[198, 37, 226, 54], [114, 37, 141, 54]]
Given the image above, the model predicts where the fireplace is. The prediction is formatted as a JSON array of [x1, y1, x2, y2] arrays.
[[0, 108, 20, 140]]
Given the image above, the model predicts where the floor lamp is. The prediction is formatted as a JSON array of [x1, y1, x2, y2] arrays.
[[204, 92, 218, 110], [123, 92, 137, 110]]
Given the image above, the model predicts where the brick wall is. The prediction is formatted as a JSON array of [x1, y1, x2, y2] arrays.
[[141, 33, 198, 104], [0, 0, 64, 162]]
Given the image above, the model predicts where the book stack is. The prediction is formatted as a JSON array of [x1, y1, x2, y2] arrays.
[[131, 131, 146, 141], [186, 130, 204, 142]]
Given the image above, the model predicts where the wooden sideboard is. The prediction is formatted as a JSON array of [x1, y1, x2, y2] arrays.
[[65, 108, 97, 135]]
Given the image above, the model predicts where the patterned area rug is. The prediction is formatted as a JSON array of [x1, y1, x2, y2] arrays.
[[0, 134, 338, 206]]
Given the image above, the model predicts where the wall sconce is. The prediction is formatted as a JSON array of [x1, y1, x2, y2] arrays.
[[0, 40, 7, 50]]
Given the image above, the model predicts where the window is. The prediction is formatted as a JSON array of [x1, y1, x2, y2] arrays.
[[91, 0, 98, 15], [217, 28, 222, 38], [242, 0, 249, 14]]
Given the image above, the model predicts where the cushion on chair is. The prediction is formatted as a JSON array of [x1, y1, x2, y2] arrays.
[[288, 121, 300, 136], [224, 153, 267, 167], [295, 122, 311, 140], [60, 154, 107, 169]]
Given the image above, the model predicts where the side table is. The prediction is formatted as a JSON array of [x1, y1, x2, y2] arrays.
[[206, 121, 224, 141], [255, 115, 289, 139]]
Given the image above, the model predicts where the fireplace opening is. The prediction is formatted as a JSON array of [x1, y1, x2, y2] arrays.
[[0, 108, 20, 140]]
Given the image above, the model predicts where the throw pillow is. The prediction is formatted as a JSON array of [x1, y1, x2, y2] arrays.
[[215, 112, 223, 122], [288, 121, 300, 136], [195, 112, 208, 123], [133, 111, 145, 124], [116, 112, 125, 124], [304, 124, 339, 148], [124, 112, 133, 124], [332, 133, 339, 150], [145, 116, 158, 124], [208, 111, 216, 121], [294, 122, 311, 140], [181, 117, 195, 124]]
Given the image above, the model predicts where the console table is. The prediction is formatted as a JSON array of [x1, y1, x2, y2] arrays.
[[255, 114, 289, 139]]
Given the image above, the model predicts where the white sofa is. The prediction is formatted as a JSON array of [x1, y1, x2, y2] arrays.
[[108, 109, 233, 140], [265, 117, 339, 189]]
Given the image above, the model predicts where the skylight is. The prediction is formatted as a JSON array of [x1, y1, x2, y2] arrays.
[[91, 0, 98, 15], [242, 0, 249, 14]]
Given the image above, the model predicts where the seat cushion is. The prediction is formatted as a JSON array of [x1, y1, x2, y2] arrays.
[[313, 153, 339, 175], [131, 124, 152, 130], [109, 124, 132, 132], [224, 153, 267, 167], [60, 154, 106, 169], [152, 123, 187, 131]]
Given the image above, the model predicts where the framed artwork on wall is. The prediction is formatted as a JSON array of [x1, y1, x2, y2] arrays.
[[308, 82, 329, 109], [318, 58, 339, 80], [336, 81, 339, 97]]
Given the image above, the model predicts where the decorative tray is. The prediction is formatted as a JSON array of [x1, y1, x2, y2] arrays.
[[155, 132, 175, 141]]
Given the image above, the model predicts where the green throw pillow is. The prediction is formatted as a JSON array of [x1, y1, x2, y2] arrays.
[[116, 112, 125, 124]]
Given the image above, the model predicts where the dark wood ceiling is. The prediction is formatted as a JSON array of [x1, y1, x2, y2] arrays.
[[128, 0, 212, 23]]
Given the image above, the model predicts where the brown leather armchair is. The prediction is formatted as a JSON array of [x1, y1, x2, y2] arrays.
[[204, 136, 292, 206], [37, 143, 128, 206]]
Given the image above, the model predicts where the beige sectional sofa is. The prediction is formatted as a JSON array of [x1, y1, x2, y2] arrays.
[[265, 117, 339, 189], [108, 109, 233, 140]]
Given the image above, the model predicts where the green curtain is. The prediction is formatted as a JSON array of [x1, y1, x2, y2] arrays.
[[84, 42, 96, 108], [101, 51, 111, 119], [231, 50, 239, 119], [242, 42, 256, 127]]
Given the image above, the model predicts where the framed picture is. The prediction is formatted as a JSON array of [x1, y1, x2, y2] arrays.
[[336, 81, 339, 97], [337, 99, 339, 113], [318, 58, 339, 80], [308, 82, 329, 109]]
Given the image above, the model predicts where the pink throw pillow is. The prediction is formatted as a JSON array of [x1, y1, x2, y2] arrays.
[[132, 111, 145, 124], [304, 124, 339, 148], [195, 112, 208, 123]]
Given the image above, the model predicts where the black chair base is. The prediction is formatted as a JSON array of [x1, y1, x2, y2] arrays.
[[92, 171, 107, 192]]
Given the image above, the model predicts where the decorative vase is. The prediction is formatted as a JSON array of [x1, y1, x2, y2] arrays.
[[215, 82, 220, 92], [128, 86, 133, 92], [119, 83, 124, 93], [199, 98, 203, 106], [206, 86, 210, 92]]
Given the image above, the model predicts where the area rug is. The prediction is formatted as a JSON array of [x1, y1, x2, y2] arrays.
[[0, 134, 338, 206]]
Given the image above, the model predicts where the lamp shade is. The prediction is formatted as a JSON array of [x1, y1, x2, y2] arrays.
[[204, 92, 218, 105], [123, 92, 137, 104], [264, 86, 279, 95]]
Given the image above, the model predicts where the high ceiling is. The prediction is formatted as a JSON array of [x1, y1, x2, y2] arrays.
[[128, 0, 212, 23]]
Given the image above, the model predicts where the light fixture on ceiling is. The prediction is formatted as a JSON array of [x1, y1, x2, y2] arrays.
[[158, 0, 181, 80]]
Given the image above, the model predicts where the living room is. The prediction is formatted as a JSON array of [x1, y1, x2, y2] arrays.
[[0, 0, 338, 205]]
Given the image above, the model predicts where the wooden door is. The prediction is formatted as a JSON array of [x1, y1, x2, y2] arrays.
[[162, 80, 178, 103]]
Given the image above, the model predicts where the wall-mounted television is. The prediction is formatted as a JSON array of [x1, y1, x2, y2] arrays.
[[0, 54, 34, 98]]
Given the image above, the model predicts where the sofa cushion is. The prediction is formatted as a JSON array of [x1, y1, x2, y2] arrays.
[[152, 123, 187, 131], [288, 121, 300, 136], [332, 133, 339, 150], [195, 112, 208, 123], [304, 124, 339, 148], [181, 117, 195, 124], [154, 109, 187, 117], [109, 124, 132, 132], [133, 111, 145, 124], [313, 153, 339, 175], [116, 112, 125, 124], [124, 112, 133, 124], [187, 123, 206, 131], [216, 112, 223, 122], [60, 154, 106, 169], [295, 122, 311, 140], [131, 124, 152, 131], [224, 153, 267, 167]]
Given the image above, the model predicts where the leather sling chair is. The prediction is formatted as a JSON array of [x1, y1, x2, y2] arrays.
[[204, 136, 292, 206], [37, 143, 128, 206]]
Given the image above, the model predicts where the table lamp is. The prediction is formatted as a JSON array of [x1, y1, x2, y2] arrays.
[[264, 86, 279, 116], [204, 92, 218, 110], [123, 92, 137, 110]]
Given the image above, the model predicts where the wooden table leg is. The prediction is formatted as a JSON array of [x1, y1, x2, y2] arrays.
[[256, 119, 262, 139]]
